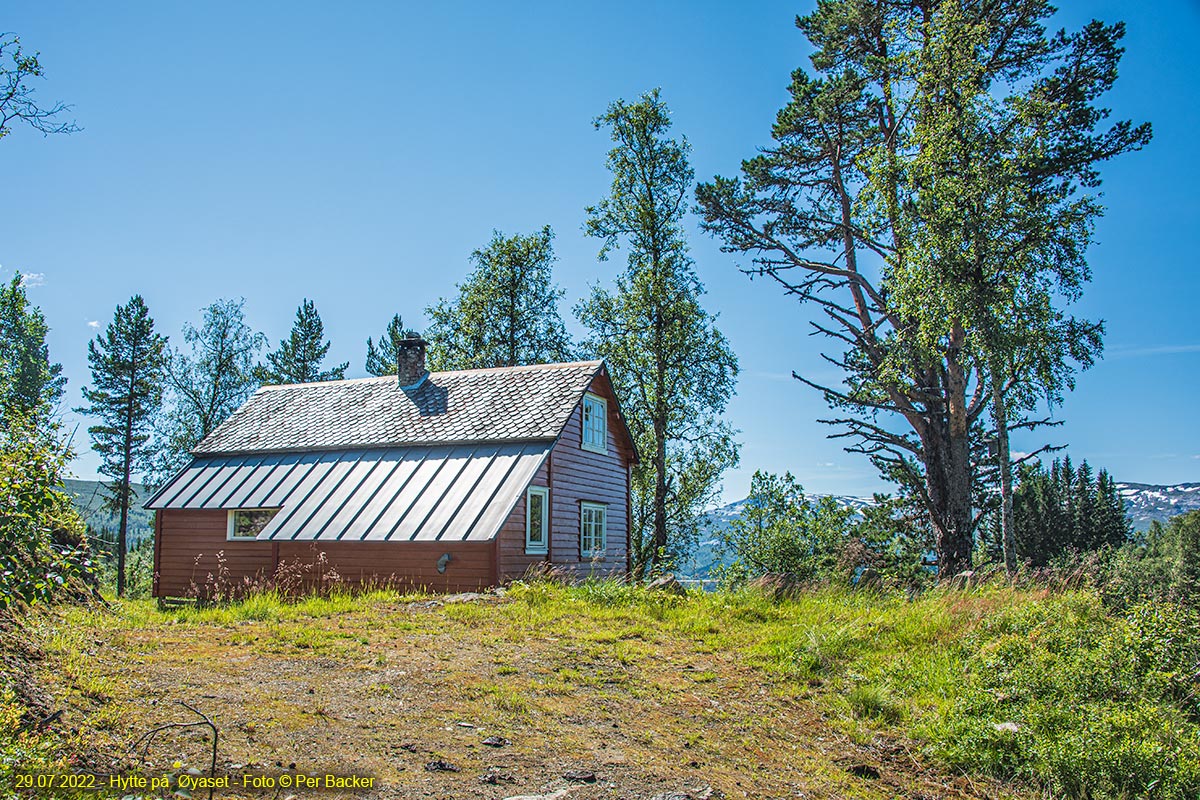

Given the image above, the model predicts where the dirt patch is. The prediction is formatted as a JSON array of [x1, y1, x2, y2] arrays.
[[30, 596, 1025, 800]]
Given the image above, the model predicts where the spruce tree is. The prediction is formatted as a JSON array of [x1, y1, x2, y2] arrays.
[[76, 296, 167, 597], [255, 299, 347, 385], [1011, 457, 1131, 566], [425, 227, 573, 371], [0, 273, 65, 426], [577, 90, 740, 576], [365, 314, 417, 377]]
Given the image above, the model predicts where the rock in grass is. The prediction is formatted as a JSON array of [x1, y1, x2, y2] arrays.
[[563, 769, 597, 783], [424, 759, 460, 772], [482, 735, 510, 747], [645, 574, 687, 595], [503, 790, 577, 800]]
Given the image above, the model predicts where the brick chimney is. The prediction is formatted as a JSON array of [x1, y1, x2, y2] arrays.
[[397, 336, 429, 390]]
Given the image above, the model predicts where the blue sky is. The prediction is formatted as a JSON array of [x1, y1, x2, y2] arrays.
[[2, 1, 1197, 502]]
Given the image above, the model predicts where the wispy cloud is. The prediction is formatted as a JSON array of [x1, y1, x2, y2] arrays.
[[1109, 344, 1200, 358], [20, 272, 46, 287], [86, 320, 100, 329]]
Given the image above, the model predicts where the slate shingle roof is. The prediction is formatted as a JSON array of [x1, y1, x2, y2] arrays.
[[193, 360, 605, 456]]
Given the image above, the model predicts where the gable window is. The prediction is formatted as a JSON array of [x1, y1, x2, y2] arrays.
[[580, 502, 607, 559], [526, 486, 549, 555], [582, 393, 607, 454], [227, 508, 279, 541]]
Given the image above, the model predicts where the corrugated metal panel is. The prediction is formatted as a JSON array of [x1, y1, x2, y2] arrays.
[[145, 443, 551, 543]]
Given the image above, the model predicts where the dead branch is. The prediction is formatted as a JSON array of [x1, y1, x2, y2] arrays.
[[129, 701, 219, 800]]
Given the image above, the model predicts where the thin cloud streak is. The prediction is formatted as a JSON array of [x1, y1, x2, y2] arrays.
[[1109, 344, 1200, 358]]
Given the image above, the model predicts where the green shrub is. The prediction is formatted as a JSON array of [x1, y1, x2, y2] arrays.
[[921, 593, 1200, 799], [0, 419, 93, 610]]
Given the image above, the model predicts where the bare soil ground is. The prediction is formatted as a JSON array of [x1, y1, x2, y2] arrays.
[[29, 591, 1024, 800]]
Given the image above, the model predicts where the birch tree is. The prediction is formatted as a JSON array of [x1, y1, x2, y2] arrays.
[[578, 90, 739, 576]]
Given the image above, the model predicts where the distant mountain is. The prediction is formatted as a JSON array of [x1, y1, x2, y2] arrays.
[[1116, 482, 1200, 531], [62, 479, 154, 550], [681, 493, 875, 579], [680, 482, 1200, 579]]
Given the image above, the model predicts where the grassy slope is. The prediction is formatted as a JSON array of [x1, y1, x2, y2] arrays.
[[5, 584, 1198, 799]]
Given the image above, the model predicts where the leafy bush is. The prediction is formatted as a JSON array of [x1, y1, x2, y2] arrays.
[[0, 418, 93, 610], [1097, 510, 1200, 611], [713, 470, 854, 586]]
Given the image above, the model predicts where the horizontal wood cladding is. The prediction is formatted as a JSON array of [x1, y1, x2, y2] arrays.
[[155, 509, 494, 597], [547, 375, 630, 578], [495, 374, 633, 583]]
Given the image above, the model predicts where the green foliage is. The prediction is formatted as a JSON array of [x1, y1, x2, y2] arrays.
[[1101, 510, 1200, 611], [76, 295, 167, 597], [152, 298, 265, 484], [255, 298, 347, 385], [850, 493, 936, 589], [364, 313, 418, 376], [425, 226, 572, 371], [90, 532, 156, 599], [981, 457, 1130, 567], [0, 274, 65, 427], [0, 416, 91, 609], [577, 90, 739, 577], [715, 471, 853, 584], [696, 1, 1149, 577], [920, 595, 1200, 799]]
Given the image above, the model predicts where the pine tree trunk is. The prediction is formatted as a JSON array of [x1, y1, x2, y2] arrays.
[[118, 355, 136, 598], [934, 323, 975, 578]]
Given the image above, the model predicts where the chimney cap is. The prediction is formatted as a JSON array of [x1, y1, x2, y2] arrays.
[[397, 336, 429, 390]]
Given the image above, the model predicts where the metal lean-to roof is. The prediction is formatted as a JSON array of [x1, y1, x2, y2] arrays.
[[145, 442, 550, 543]]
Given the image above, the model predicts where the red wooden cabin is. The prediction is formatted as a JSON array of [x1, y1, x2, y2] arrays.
[[145, 339, 636, 597]]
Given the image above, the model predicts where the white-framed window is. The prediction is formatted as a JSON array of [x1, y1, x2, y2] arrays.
[[526, 486, 549, 555], [580, 502, 607, 559], [227, 508, 279, 541], [582, 393, 607, 454]]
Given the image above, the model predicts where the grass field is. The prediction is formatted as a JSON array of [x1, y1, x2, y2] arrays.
[[4, 582, 1198, 799]]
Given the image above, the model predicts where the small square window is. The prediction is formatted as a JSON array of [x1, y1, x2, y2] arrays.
[[582, 394, 607, 454], [580, 502, 607, 559], [227, 508, 279, 541], [526, 486, 549, 555]]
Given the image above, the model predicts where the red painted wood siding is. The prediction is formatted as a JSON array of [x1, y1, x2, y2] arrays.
[[155, 509, 494, 597], [497, 373, 633, 581]]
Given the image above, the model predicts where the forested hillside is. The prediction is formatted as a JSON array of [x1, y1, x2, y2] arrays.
[[61, 479, 153, 548]]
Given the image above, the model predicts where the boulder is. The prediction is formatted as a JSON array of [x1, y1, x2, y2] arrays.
[[645, 574, 687, 596]]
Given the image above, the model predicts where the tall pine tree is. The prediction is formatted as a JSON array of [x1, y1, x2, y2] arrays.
[[77, 296, 167, 597], [365, 314, 417, 377], [696, 1, 1148, 577], [425, 226, 573, 371], [255, 299, 347, 385], [577, 90, 739, 577]]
